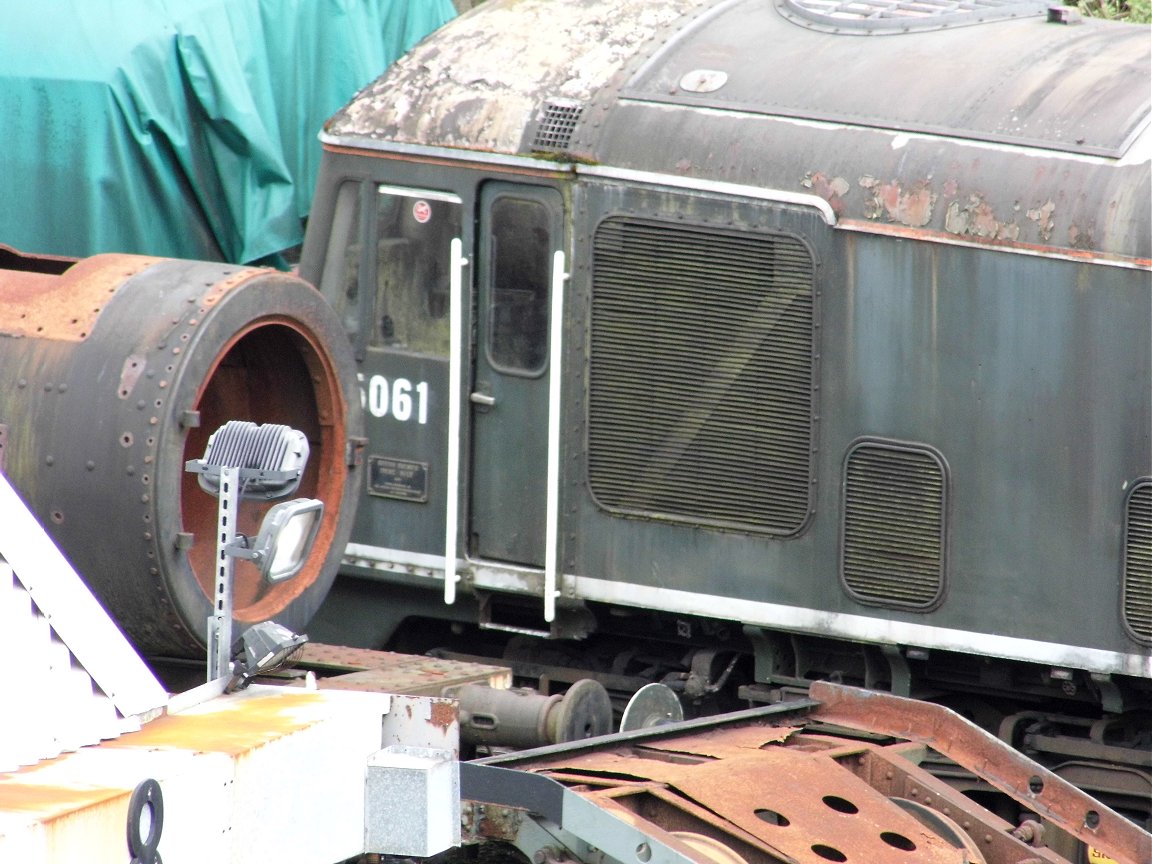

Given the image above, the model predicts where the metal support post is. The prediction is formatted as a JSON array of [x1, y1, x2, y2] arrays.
[[207, 465, 241, 682]]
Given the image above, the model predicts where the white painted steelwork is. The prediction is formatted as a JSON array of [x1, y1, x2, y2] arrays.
[[0, 473, 167, 771], [342, 541, 1152, 679], [0, 687, 461, 864], [208, 464, 241, 683], [543, 251, 568, 622], [576, 164, 836, 225], [445, 236, 468, 605]]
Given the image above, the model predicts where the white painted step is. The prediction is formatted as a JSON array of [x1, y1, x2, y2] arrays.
[[0, 473, 168, 770]]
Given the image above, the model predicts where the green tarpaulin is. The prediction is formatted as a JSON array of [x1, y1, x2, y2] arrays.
[[0, 0, 455, 264]]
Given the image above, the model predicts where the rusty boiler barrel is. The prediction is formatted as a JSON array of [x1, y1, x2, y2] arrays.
[[0, 253, 363, 657]]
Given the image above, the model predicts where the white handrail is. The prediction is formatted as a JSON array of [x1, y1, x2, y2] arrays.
[[544, 250, 568, 622], [444, 238, 468, 605]]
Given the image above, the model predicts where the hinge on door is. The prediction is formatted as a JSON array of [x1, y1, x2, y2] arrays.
[[346, 436, 367, 468]]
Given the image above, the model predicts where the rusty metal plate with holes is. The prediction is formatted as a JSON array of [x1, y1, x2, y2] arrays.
[[534, 730, 972, 863], [0, 254, 161, 342], [481, 684, 1151, 864], [297, 643, 512, 696]]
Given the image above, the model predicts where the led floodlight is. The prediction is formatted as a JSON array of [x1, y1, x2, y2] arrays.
[[251, 498, 324, 584], [186, 419, 310, 499], [184, 420, 321, 683], [228, 621, 309, 692]]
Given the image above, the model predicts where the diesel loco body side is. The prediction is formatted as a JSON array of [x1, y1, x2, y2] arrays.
[[1, 0, 1149, 850], [300, 0, 1151, 762]]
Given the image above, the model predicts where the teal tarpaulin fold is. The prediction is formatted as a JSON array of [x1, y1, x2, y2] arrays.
[[0, 0, 455, 263]]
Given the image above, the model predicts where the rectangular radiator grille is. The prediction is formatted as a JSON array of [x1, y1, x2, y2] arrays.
[[841, 441, 947, 609], [1123, 480, 1152, 642], [588, 217, 815, 534]]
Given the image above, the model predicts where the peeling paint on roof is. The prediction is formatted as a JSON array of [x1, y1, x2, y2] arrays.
[[326, 0, 714, 153], [321, 0, 1150, 261]]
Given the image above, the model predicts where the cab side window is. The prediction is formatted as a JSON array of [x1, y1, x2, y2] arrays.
[[373, 188, 462, 356]]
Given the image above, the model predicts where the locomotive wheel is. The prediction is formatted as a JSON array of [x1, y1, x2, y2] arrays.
[[669, 832, 749, 864], [0, 254, 362, 657], [890, 798, 988, 864]]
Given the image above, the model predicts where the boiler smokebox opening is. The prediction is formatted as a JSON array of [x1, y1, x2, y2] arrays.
[[179, 319, 345, 625]]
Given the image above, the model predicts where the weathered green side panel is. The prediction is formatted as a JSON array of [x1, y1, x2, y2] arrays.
[[565, 179, 1152, 656]]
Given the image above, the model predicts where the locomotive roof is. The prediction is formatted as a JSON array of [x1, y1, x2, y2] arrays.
[[326, 0, 1152, 262]]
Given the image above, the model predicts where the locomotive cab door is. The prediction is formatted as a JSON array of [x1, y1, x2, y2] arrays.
[[467, 183, 565, 601]]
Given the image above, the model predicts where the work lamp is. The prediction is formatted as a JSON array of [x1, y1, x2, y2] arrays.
[[185, 420, 319, 683], [251, 498, 324, 583], [189, 420, 309, 499], [229, 621, 309, 691]]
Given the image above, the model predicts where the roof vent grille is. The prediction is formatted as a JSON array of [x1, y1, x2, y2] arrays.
[[529, 99, 584, 154]]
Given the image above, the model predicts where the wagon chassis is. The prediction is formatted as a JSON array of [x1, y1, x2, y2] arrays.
[[456, 682, 1150, 864]]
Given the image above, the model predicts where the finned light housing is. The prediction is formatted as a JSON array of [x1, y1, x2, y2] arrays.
[[188, 420, 310, 499]]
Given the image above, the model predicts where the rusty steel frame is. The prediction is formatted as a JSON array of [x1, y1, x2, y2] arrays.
[[462, 684, 1151, 864], [807, 682, 1151, 864], [0, 253, 161, 342]]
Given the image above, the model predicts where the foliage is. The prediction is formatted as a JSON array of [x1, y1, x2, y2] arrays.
[[1076, 0, 1152, 22]]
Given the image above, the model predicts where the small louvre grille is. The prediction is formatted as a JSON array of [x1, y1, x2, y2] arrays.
[[841, 441, 947, 610], [1123, 480, 1152, 643], [588, 217, 815, 534], [530, 99, 583, 153]]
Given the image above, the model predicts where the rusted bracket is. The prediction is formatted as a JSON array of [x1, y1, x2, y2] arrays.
[[808, 681, 1152, 864]]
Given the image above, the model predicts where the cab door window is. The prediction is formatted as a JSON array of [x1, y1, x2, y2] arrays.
[[486, 196, 552, 374]]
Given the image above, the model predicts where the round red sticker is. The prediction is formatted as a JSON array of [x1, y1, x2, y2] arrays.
[[412, 200, 432, 223]]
